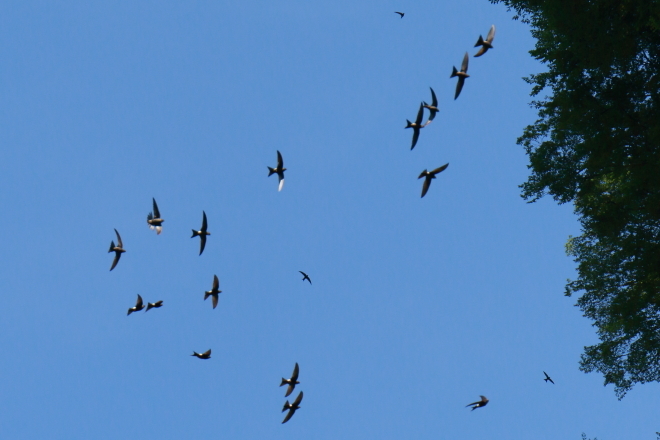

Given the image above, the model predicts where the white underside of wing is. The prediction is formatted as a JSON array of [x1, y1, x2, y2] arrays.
[[278, 178, 284, 191], [156, 226, 162, 235]]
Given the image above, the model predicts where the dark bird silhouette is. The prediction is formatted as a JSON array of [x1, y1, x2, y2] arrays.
[[418, 163, 449, 198], [299, 271, 312, 284], [282, 391, 303, 424], [147, 198, 164, 234], [204, 275, 222, 309], [145, 300, 163, 312], [395, 11, 404, 18], [268, 150, 287, 191], [127, 294, 145, 315], [450, 52, 470, 100], [543, 371, 555, 384], [108, 229, 126, 271], [280, 362, 300, 397], [405, 102, 425, 150], [474, 24, 496, 57], [466, 395, 489, 411], [191, 211, 210, 255], [191, 349, 211, 359], [422, 87, 439, 126]]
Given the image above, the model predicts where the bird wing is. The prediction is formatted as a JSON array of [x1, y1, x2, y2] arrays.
[[136, 295, 143, 308], [430, 87, 438, 107], [292, 391, 303, 406], [199, 235, 207, 255], [201, 211, 208, 232], [110, 252, 121, 271], [291, 362, 299, 381], [281, 409, 295, 424], [486, 24, 495, 43], [278, 177, 285, 192], [299, 271, 307, 277], [421, 176, 431, 198], [285, 383, 295, 397], [114, 229, 123, 248], [430, 163, 449, 175], [474, 46, 487, 57], [152, 198, 160, 218], [395, 12, 404, 17], [213, 275, 219, 291], [480, 395, 488, 402], [202, 349, 211, 357], [461, 52, 469, 73], [277, 150, 284, 169], [411, 128, 420, 150], [454, 77, 465, 100], [155, 300, 163, 307], [212, 294, 218, 309], [415, 102, 424, 126]]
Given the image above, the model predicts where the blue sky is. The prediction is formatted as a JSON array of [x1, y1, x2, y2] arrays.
[[0, 1, 657, 439]]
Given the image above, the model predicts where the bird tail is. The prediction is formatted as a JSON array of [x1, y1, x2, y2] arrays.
[[146, 303, 153, 312], [108, 241, 115, 253], [191, 352, 198, 357], [280, 378, 288, 387], [127, 309, 133, 316], [475, 35, 484, 47], [451, 66, 458, 78], [204, 292, 210, 301], [282, 401, 291, 412], [191, 229, 199, 238], [268, 167, 276, 176], [405, 119, 413, 128]]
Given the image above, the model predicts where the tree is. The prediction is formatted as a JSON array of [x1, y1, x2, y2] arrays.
[[490, 0, 660, 398]]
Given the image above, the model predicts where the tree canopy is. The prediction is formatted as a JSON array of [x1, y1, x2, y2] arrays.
[[491, 0, 660, 397]]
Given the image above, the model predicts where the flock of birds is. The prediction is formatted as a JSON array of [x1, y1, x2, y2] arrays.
[[106, 15, 553, 425]]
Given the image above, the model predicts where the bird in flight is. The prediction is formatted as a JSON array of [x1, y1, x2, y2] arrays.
[[268, 150, 287, 191], [147, 198, 164, 234], [191, 211, 210, 256], [418, 163, 449, 198], [280, 362, 300, 397], [474, 25, 496, 57], [450, 52, 470, 100], [204, 275, 222, 309], [282, 391, 303, 424], [394, 11, 404, 18], [422, 87, 439, 126], [127, 294, 145, 315], [466, 395, 489, 411], [191, 349, 211, 359], [405, 102, 425, 150], [108, 229, 126, 271], [145, 300, 163, 312], [543, 371, 555, 384], [299, 271, 312, 284]]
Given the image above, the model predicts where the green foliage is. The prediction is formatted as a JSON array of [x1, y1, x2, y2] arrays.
[[491, 0, 660, 397]]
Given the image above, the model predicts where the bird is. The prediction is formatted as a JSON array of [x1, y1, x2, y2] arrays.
[[474, 25, 496, 57], [204, 275, 222, 309], [450, 52, 470, 100], [268, 150, 287, 191], [394, 11, 404, 18], [108, 229, 126, 271], [299, 271, 312, 284], [282, 391, 303, 424], [543, 371, 555, 384], [147, 198, 164, 234], [280, 362, 300, 397], [422, 87, 439, 126], [191, 211, 210, 256], [466, 395, 489, 411], [127, 294, 145, 315], [145, 300, 163, 312], [405, 102, 425, 150], [191, 349, 211, 359], [418, 164, 449, 198]]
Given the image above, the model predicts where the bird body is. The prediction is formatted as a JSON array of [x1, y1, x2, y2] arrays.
[[405, 102, 425, 150], [145, 300, 163, 312], [147, 198, 164, 234], [395, 11, 404, 18], [422, 87, 439, 126], [299, 271, 312, 284], [280, 362, 300, 397], [268, 150, 286, 191], [281, 391, 303, 424], [204, 275, 222, 309], [127, 294, 145, 315], [451, 52, 470, 100], [543, 371, 555, 384], [191, 211, 210, 255], [108, 229, 126, 271], [418, 163, 449, 198], [466, 395, 489, 411], [474, 25, 496, 57], [191, 349, 211, 359]]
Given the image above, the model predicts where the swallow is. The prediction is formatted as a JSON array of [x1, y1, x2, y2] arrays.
[[191, 349, 211, 359], [422, 87, 439, 126], [268, 150, 287, 191], [543, 371, 555, 384], [405, 102, 425, 150], [299, 271, 312, 284], [280, 362, 300, 397], [147, 198, 164, 234], [418, 163, 449, 198], [281, 391, 303, 424], [108, 228, 126, 271], [466, 395, 489, 411], [145, 300, 163, 312], [127, 294, 145, 315], [394, 11, 404, 18], [474, 25, 496, 57], [450, 52, 470, 100], [191, 211, 210, 255], [204, 275, 222, 309]]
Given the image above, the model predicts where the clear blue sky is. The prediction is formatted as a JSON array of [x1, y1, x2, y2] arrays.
[[0, 1, 657, 439]]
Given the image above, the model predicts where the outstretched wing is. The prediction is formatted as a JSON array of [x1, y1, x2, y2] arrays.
[[281, 409, 295, 424], [278, 177, 285, 192], [114, 229, 123, 248], [461, 52, 469, 73], [213, 275, 219, 291], [135, 294, 143, 308], [415, 102, 424, 126], [430, 87, 437, 107], [110, 252, 121, 271], [291, 362, 299, 381], [454, 77, 465, 100], [277, 150, 284, 169], [152, 198, 160, 218], [486, 24, 496, 43], [199, 235, 207, 256], [411, 128, 420, 150], [292, 391, 304, 406], [430, 163, 449, 175], [421, 176, 431, 198], [201, 211, 208, 232], [212, 294, 218, 309]]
